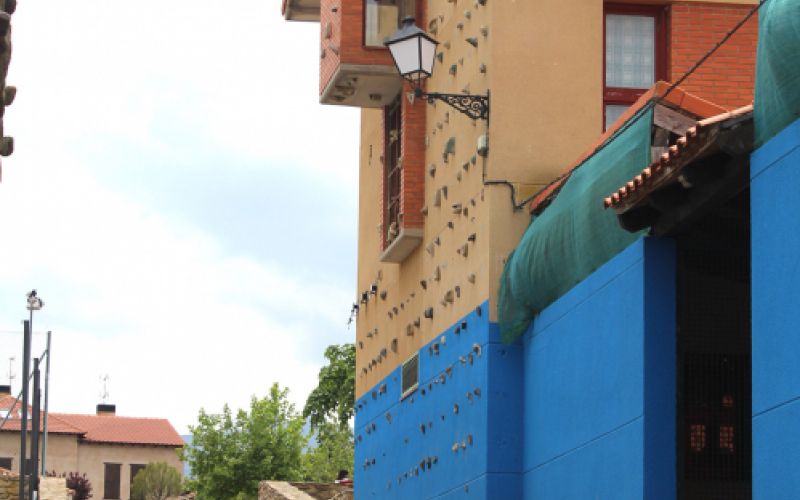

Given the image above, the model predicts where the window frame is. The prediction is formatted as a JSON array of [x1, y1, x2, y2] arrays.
[[383, 95, 403, 249], [603, 3, 669, 130], [363, 0, 422, 49]]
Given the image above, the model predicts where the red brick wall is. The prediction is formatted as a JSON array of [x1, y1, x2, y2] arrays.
[[319, 0, 396, 94], [400, 83, 426, 231], [319, 0, 342, 94], [670, 2, 758, 110]]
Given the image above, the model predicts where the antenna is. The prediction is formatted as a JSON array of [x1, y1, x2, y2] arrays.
[[99, 374, 110, 404], [7, 356, 15, 389]]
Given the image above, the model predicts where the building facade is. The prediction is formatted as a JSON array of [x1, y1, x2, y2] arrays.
[[0, 391, 184, 500], [285, 0, 765, 498]]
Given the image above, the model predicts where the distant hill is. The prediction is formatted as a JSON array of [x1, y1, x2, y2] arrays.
[[181, 435, 192, 478]]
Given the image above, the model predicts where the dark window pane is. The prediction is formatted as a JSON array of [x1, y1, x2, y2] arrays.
[[104, 463, 121, 499], [129, 464, 146, 496], [0, 457, 11, 470]]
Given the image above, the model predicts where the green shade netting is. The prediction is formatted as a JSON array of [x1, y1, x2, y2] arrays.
[[498, 108, 653, 343], [755, 0, 800, 146]]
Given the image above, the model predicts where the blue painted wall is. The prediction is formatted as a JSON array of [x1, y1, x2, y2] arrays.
[[522, 238, 676, 500], [354, 239, 676, 499], [751, 117, 800, 499], [353, 304, 523, 499]]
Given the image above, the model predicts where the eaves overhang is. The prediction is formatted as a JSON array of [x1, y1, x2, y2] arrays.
[[604, 105, 754, 236]]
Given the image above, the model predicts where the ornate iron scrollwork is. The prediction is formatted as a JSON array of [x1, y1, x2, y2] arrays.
[[423, 92, 490, 121]]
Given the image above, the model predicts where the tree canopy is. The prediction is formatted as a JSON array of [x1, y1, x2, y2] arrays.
[[181, 383, 307, 499], [302, 343, 355, 430], [301, 421, 354, 482]]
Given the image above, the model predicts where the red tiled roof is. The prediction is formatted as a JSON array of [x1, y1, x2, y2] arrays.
[[603, 104, 754, 211], [528, 82, 728, 214], [0, 395, 183, 447], [51, 413, 184, 447]]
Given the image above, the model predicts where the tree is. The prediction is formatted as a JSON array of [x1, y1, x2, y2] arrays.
[[181, 383, 307, 499], [130, 462, 181, 500], [303, 344, 355, 430], [301, 421, 354, 482], [66, 472, 92, 500]]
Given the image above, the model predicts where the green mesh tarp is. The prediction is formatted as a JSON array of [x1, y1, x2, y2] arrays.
[[498, 108, 653, 343], [754, 0, 800, 146]]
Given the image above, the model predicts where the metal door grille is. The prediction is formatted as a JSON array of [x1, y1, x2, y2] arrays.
[[677, 203, 751, 500]]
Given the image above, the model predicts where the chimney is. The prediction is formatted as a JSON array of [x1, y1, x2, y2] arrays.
[[0, 385, 10, 396], [96, 403, 116, 416]]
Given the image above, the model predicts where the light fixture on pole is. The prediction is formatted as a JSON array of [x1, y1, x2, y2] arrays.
[[385, 17, 489, 122]]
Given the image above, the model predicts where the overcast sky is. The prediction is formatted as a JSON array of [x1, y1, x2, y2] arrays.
[[0, 1, 360, 434]]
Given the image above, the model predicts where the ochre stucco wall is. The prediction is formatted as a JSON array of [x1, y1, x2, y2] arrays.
[[76, 443, 183, 500]]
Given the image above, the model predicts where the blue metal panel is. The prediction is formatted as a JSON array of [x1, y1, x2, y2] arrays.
[[751, 117, 800, 499], [751, 117, 800, 415], [522, 238, 676, 499]]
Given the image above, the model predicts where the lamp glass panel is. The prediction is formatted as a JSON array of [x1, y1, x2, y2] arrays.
[[389, 36, 423, 76], [420, 36, 437, 75]]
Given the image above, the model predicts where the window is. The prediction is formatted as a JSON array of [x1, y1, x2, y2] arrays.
[[603, 4, 667, 130], [104, 463, 121, 499], [383, 95, 402, 248], [365, 0, 416, 47], [129, 464, 146, 496], [401, 353, 419, 399], [0, 457, 11, 470]]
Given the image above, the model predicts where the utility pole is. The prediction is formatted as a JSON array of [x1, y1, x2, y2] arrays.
[[29, 358, 40, 500], [41, 332, 51, 475], [18, 320, 30, 500]]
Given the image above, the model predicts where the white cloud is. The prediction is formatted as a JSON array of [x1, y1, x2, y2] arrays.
[[0, 0, 361, 433]]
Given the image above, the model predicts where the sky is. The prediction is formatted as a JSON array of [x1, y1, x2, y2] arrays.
[[0, 1, 361, 434]]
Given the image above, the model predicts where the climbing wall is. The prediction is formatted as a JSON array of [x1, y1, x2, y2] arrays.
[[354, 303, 523, 499]]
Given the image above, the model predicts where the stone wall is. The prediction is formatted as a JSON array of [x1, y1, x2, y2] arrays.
[[259, 481, 353, 500], [0, 476, 70, 500]]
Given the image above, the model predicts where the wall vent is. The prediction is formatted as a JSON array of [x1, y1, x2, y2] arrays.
[[401, 353, 419, 400]]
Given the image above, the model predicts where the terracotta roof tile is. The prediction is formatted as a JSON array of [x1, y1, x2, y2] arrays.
[[53, 413, 185, 447], [528, 82, 728, 214], [0, 395, 184, 446], [603, 104, 754, 211]]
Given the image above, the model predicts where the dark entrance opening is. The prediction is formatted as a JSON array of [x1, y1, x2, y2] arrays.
[[676, 188, 751, 500]]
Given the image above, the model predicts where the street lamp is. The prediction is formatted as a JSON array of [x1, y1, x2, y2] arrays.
[[385, 17, 490, 122]]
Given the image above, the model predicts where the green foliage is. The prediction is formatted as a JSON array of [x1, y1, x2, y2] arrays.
[[301, 421, 354, 482], [130, 462, 181, 500], [303, 344, 355, 430], [181, 383, 307, 499]]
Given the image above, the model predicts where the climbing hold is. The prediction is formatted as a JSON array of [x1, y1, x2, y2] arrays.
[[420, 279, 428, 289], [466, 37, 478, 47], [424, 307, 434, 319]]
